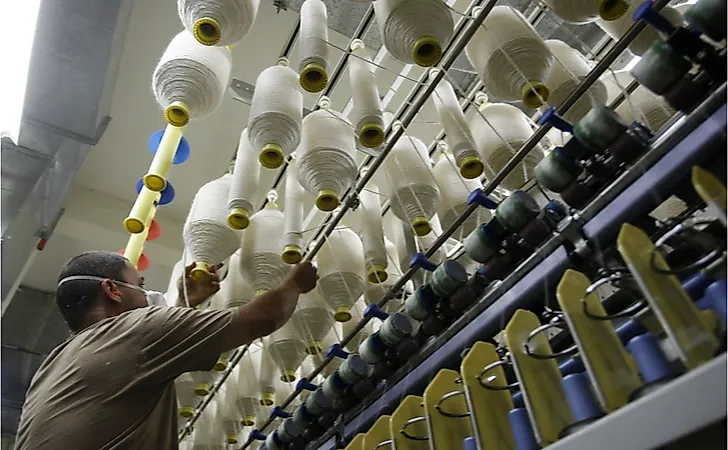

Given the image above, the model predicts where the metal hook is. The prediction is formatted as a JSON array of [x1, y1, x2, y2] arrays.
[[435, 390, 470, 418], [651, 218, 725, 275], [478, 359, 519, 391], [524, 322, 577, 359], [400, 417, 429, 441], [374, 439, 394, 449], [582, 271, 647, 321]]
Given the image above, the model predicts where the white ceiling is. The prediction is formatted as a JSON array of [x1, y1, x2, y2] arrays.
[[21, 0, 473, 293]]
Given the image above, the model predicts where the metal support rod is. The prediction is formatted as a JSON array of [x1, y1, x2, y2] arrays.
[[178, 344, 251, 440], [257, 6, 376, 211]]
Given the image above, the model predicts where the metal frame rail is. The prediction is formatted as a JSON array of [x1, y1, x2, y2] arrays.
[[182, 0, 687, 442], [312, 84, 727, 450]]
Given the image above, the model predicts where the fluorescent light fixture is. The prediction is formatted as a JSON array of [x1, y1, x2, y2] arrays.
[[0, 0, 41, 144]]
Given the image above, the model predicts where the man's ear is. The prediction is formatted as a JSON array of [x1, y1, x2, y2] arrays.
[[100, 279, 122, 303]]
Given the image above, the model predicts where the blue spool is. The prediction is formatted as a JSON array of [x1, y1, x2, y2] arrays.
[[538, 106, 574, 132], [148, 129, 191, 165], [562, 373, 602, 423], [508, 408, 540, 450], [626, 333, 673, 384], [136, 178, 175, 205], [463, 437, 478, 450], [467, 188, 499, 209], [699, 280, 727, 327]]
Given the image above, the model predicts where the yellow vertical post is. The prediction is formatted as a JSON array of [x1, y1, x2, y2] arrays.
[[124, 203, 158, 266], [144, 124, 185, 192]]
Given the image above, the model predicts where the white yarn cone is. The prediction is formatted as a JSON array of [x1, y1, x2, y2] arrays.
[[365, 239, 406, 313], [349, 40, 385, 148], [152, 30, 232, 127], [257, 346, 278, 406], [544, 40, 608, 123], [228, 128, 260, 230], [542, 0, 629, 24], [176, 373, 199, 418], [248, 62, 303, 169], [374, 0, 454, 67], [191, 370, 218, 397], [418, 214, 446, 266], [165, 259, 186, 306], [222, 252, 255, 309], [311, 328, 341, 378], [266, 320, 307, 382], [191, 402, 223, 449], [340, 299, 374, 353], [433, 152, 492, 241], [239, 204, 290, 294], [218, 380, 243, 445], [650, 196, 687, 221], [178, 0, 260, 47], [208, 290, 233, 372], [391, 217, 417, 275], [602, 70, 676, 132], [358, 183, 389, 284], [297, 108, 358, 212], [299, 0, 330, 93], [469, 101, 545, 191], [315, 227, 366, 322], [465, 6, 554, 108], [234, 352, 261, 426], [384, 134, 441, 237], [282, 159, 306, 264], [292, 289, 335, 355], [596, 4, 683, 56], [183, 174, 241, 280], [431, 76, 483, 179]]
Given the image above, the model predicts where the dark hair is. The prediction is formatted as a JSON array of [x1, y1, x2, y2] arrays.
[[56, 251, 130, 331]]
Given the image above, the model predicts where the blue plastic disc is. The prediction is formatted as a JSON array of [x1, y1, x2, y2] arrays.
[[136, 178, 175, 205], [148, 130, 191, 165]]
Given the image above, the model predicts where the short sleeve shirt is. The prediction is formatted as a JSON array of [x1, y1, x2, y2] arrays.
[[14, 305, 238, 450]]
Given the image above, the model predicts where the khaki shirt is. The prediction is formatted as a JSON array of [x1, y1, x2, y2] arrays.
[[14, 305, 238, 450]]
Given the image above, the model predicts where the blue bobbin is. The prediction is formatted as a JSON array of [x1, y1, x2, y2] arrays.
[[409, 253, 437, 272], [538, 106, 573, 132], [326, 344, 349, 359], [508, 408, 540, 450], [296, 378, 317, 392], [249, 429, 267, 442], [364, 303, 389, 320], [136, 178, 175, 205], [148, 129, 191, 165], [698, 280, 727, 327], [562, 373, 603, 434], [463, 437, 478, 450], [270, 406, 291, 420], [467, 188, 499, 209]]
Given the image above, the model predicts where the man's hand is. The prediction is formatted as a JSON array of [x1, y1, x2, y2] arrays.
[[177, 262, 221, 308], [283, 261, 318, 294]]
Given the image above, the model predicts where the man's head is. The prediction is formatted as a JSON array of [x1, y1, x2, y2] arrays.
[[56, 251, 148, 331]]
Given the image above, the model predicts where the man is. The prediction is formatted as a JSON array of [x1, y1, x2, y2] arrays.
[[14, 250, 317, 449]]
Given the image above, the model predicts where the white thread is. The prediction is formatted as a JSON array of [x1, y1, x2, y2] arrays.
[[433, 153, 492, 241], [384, 135, 440, 230], [465, 6, 554, 105], [235, 351, 262, 421], [177, 0, 259, 46], [164, 260, 186, 305], [542, 0, 602, 24], [175, 373, 198, 416], [266, 320, 307, 381], [218, 378, 242, 440], [364, 239, 406, 313], [310, 328, 341, 378], [349, 40, 384, 140], [239, 206, 290, 292], [221, 252, 255, 309], [418, 214, 446, 265], [299, 0, 329, 78], [283, 159, 306, 255], [602, 70, 676, 132], [315, 227, 366, 318], [183, 175, 241, 268], [297, 109, 358, 211], [358, 184, 389, 280], [258, 344, 278, 400], [374, 0, 454, 65], [152, 31, 232, 120], [469, 102, 545, 191], [340, 299, 374, 353], [545, 40, 608, 123], [431, 76, 480, 173], [292, 289, 334, 350], [229, 128, 260, 226], [248, 64, 303, 163], [191, 401, 221, 448], [596, 4, 683, 56]]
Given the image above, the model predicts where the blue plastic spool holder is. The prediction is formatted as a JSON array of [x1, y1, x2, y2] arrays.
[[545, 199, 568, 219], [270, 406, 292, 419], [463, 437, 478, 450], [562, 373, 603, 423], [626, 332, 673, 384], [467, 188, 499, 209], [326, 344, 349, 359], [633, 1, 678, 35], [136, 178, 175, 205], [148, 129, 191, 165], [296, 378, 318, 392], [364, 303, 389, 320], [508, 408, 540, 450], [249, 429, 267, 441], [409, 253, 437, 272], [538, 107, 574, 133]]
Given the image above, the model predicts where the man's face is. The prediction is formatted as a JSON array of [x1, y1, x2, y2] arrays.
[[114, 262, 148, 311]]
